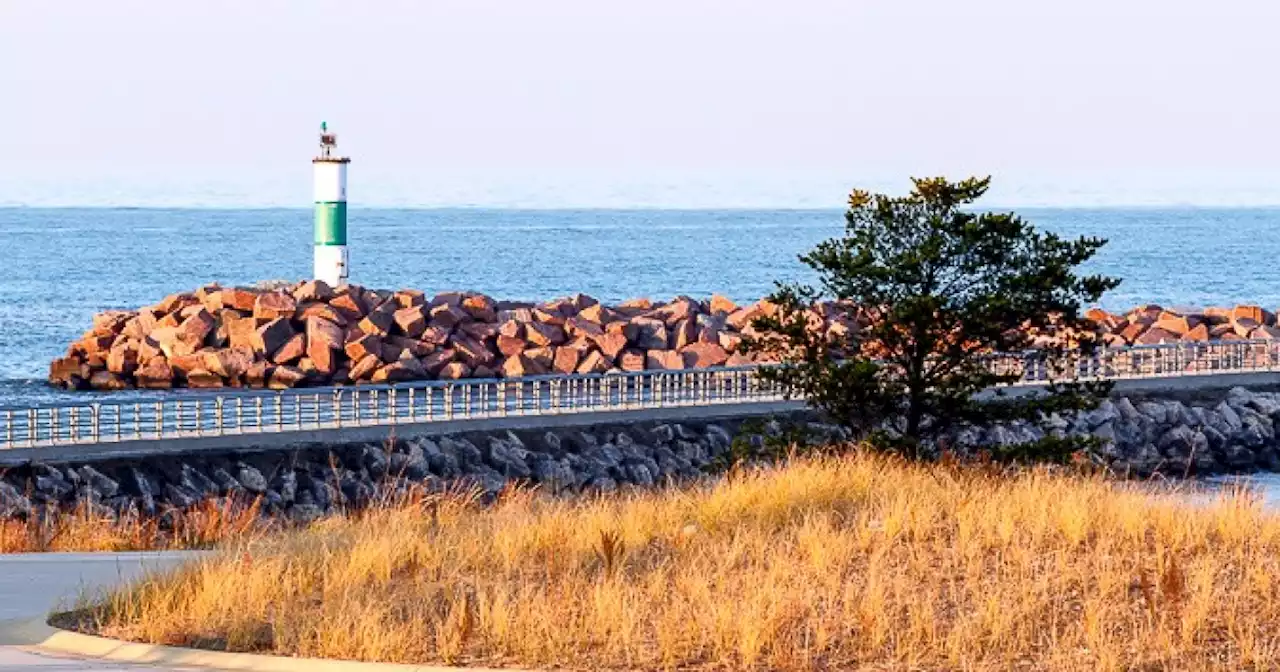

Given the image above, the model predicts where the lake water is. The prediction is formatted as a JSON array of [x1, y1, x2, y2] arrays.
[[5, 206, 1280, 407]]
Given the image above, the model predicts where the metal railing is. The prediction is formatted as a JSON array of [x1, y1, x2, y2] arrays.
[[5, 339, 1280, 450], [1, 368, 781, 450]]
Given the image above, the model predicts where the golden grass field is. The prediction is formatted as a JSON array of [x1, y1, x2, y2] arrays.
[[0, 497, 270, 553], [65, 450, 1280, 671]]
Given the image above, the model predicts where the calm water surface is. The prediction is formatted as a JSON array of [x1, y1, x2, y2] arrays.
[[5, 206, 1280, 405]]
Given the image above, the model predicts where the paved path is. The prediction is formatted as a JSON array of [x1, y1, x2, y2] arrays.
[[0, 552, 197, 670]]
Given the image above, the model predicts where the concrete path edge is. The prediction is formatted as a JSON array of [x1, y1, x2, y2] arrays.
[[0, 616, 533, 672]]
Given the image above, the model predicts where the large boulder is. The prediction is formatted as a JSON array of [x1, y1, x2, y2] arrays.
[[253, 292, 297, 322], [255, 318, 296, 357], [306, 317, 345, 375]]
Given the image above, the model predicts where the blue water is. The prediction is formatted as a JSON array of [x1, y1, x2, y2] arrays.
[[5, 206, 1280, 406]]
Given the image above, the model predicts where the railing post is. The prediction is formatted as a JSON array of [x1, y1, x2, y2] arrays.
[[90, 403, 100, 443]]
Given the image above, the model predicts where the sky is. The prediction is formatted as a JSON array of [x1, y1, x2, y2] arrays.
[[3, 1, 1280, 208]]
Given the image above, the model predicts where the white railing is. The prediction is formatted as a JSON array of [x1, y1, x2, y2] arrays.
[[5, 339, 1280, 450], [1, 368, 780, 450]]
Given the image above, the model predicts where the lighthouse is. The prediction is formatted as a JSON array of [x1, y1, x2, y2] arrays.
[[313, 122, 350, 287]]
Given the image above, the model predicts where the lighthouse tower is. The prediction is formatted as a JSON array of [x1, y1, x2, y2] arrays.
[[313, 122, 350, 287]]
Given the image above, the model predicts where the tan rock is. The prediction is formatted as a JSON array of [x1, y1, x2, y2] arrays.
[[385, 335, 433, 357], [576, 350, 610, 374], [1183, 323, 1210, 342], [422, 349, 456, 376], [618, 298, 653, 311], [438, 362, 471, 380], [681, 342, 729, 368], [49, 355, 89, 386], [633, 319, 670, 350], [348, 353, 381, 381], [158, 292, 198, 315], [566, 317, 604, 339], [244, 360, 271, 387], [577, 303, 613, 324], [429, 291, 464, 308], [605, 320, 640, 341], [371, 359, 429, 383], [453, 334, 496, 368], [106, 343, 139, 375], [673, 318, 698, 350], [645, 350, 686, 370], [709, 294, 738, 316], [293, 279, 335, 303], [1118, 321, 1148, 343], [90, 370, 129, 391], [77, 333, 116, 356], [92, 311, 133, 337], [421, 326, 451, 346], [307, 317, 344, 375], [1153, 315, 1200, 336], [498, 320, 524, 339], [177, 308, 217, 345], [136, 358, 174, 389], [255, 318, 295, 357], [462, 294, 498, 322], [253, 292, 297, 322], [726, 352, 754, 367], [1232, 305, 1274, 326], [270, 332, 306, 364], [552, 346, 580, 374], [460, 321, 499, 341], [526, 321, 566, 347], [393, 306, 427, 338], [150, 327, 196, 358], [525, 346, 556, 370], [186, 369, 225, 389], [501, 353, 546, 377], [394, 289, 426, 308], [532, 307, 567, 326], [619, 350, 646, 372], [268, 365, 306, 390], [1253, 325, 1280, 340], [359, 303, 396, 336], [1233, 317, 1260, 338], [121, 312, 159, 340], [345, 334, 383, 361], [330, 292, 368, 322], [430, 303, 469, 328], [592, 332, 629, 360], [498, 307, 535, 324], [497, 335, 527, 357], [296, 301, 348, 326], [1135, 327, 1180, 345], [220, 288, 260, 312], [226, 314, 258, 351]]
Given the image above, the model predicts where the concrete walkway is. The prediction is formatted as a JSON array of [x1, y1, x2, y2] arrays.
[[0, 552, 197, 670]]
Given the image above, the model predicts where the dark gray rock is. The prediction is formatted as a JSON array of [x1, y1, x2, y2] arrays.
[[236, 463, 269, 494], [78, 465, 119, 498]]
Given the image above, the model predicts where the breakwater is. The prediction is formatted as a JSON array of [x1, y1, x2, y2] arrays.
[[4, 387, 1280, 520], [49, 281, 768, 391], [45, 280, 1280, 393]]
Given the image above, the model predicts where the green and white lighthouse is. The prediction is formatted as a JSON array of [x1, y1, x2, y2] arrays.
[[313, 122, 350, 287]]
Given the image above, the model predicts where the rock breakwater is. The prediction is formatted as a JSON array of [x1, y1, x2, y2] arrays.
[[47, 278, 1280, 392], [49, 281, 777, 391]]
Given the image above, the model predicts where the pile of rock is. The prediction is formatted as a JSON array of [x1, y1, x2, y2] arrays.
[[47, 279, 1280, 392], [0, 417, 851, 520], [48, 281, 790, 391], [1086, 305, 1280, 346]]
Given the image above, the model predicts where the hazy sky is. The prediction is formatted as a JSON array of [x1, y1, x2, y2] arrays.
[[3, 1, 1279, 208]]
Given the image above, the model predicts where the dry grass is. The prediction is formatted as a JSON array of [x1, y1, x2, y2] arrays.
[[0, 497, 271, 553], [83, 451, 1280, 671]]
